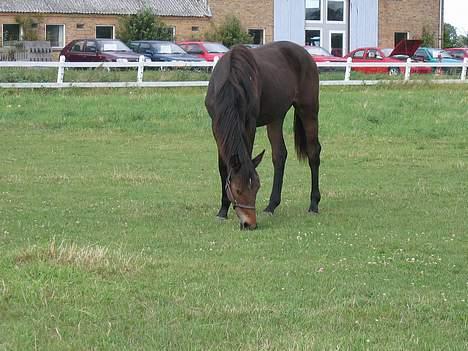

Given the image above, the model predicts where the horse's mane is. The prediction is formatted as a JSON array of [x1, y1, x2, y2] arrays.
[[212, 45, 259, 173]]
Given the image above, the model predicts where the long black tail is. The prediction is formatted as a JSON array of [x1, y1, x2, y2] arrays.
[[294, 109, 308, 161]]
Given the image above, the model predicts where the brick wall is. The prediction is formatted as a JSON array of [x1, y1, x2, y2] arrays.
[[379, 0, 442, 48], [0, 13, 212, 47], [209, 0, 274, 43]]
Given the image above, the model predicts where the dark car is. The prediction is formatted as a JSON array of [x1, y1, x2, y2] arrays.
[[128, 40, 205, 62], [60, 39, 141, 62]]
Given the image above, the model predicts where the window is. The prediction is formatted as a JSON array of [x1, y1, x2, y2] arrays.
[[2, 24, 21, 43], [352, 50, 365, 59], [96, 26, 114, 39], [76, 23, 85, 29], [248, 29, 264, 44], [138, 43, 151, 54], [327, 0, 344, 22], [394, 32, 408, 46], [46, 24, 65, 47], [71, 40, 85, 52], [306, 0, 321, 21], [305, 29, 321, 46], [330, 32, 344, 57]]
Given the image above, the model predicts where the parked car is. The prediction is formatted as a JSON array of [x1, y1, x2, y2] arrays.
[[304, 46, 347, 71], [444, 47, 468, 60], [412, 47, 460, 74], [177, 41, 228, 62], [345, 40, 430, 75], [128, 40, 205, 62], [60, 39, 141, 62]]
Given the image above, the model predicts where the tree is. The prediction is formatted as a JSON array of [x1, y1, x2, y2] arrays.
[[15, 15, 42, 41], [204, 15, 252, 48], [117, 8, 172, 43], [421, 25, 435, 47], [443, 23, 458, 48]]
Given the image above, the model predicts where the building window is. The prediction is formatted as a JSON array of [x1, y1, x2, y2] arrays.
[[2, 24, 21, 43], [330, 32, 344, 57], [305, 29, 321, 46], [192, 26, 199, 32], [96, 26, 114, 39], [46, 24, 65, 47], [327, 0, 344, 22], [248, 29, 264, 45], [76, 23, 85, 29], [394, 32, 408, 46], [306, 0, 321, 21]]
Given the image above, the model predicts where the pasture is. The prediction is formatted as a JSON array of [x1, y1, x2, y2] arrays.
[[0, 85, 467, 350]]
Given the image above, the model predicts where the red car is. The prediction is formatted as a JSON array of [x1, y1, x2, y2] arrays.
[[345, 40, 431, 75], [304, 46, 347, 71], [177, 41, 228, 62], [444, 48, 468, 60]]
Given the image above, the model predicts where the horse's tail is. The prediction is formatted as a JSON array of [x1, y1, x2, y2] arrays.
[[294, 109, 308, 161]]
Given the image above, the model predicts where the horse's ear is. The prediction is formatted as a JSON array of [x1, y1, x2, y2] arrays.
[[229, 154, 241, 172], [252, 149, 265, 168]]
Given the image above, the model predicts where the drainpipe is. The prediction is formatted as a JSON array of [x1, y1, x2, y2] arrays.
[[439, 0, 444, 47]]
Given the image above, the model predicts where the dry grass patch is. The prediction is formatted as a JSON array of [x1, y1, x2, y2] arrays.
[[15, 238, 153, 274]]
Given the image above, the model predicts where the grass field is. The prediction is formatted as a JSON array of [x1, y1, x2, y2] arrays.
[[0, 84, 467, 350]]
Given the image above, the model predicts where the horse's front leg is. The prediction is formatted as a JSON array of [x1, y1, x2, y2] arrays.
[[264, 121, 287, 214], [216, 153, 231, 219]]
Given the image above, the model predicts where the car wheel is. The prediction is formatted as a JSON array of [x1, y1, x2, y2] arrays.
[[388, 67, 400, 76]]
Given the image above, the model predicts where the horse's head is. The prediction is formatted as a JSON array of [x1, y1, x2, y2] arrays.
[[226, 150, 265, 230]]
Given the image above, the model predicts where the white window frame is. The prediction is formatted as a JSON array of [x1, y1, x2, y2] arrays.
[[45, 24, 65, 48], [305, 28, 322, 47], [95, 25, 115, 39], [329, 30, 346, 57], [326, 0, 346, 24], [248, 28, 265, 45], [305, 0, 323, 24]]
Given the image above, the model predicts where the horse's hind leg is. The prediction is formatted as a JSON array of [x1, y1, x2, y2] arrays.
[[264, 119, 287, 214], [296, 105, 321, 213], [217, 153, 231, 219]]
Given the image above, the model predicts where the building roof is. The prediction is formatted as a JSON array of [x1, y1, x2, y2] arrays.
[[0, 0, 212, 17]]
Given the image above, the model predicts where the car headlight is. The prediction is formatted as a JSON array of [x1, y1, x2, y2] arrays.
[[116, 58, 128, 63]]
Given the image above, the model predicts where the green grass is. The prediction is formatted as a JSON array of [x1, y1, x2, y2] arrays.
[[0, 85, 467, 350]]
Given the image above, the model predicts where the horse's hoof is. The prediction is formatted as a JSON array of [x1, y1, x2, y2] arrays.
[[216, 215, 227, 221], [263, 208, 274, 216], [308, 208, 319, 215]]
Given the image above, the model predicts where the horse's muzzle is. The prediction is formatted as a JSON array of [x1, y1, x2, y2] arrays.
[[240, 221, 257, 230]]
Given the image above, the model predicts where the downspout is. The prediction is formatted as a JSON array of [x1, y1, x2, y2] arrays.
[[439, 0, 444, 48]]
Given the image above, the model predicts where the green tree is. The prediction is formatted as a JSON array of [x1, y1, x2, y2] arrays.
[[443, 23, 458, 48], [15, 15, 42, 41], [205, 15, 252, 48], [421, 25, 435, 47], [117, 8, 172, 43]]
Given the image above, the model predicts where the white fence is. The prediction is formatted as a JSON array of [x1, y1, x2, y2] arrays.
[[0, 55, 467, 88]]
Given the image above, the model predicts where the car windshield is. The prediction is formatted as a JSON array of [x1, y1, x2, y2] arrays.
[[153, 43, 186, 54], [98, 40, 132, 52], [431, 49, 453, 59], [382, 48, 393, 57], [204, 43, 229, 53], [306, 46, 332, 56]]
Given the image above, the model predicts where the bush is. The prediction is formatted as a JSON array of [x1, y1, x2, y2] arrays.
[[117, 8, 172, 43], [204, 15, 252, 47]]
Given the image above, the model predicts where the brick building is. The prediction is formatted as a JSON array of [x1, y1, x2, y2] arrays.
[[0, 0, 443, 55]]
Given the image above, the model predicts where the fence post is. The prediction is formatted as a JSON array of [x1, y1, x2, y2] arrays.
[[461, 57, 468, 81], [137, 55, 145, 84], [404, 58, 411, 81], [344, 57, 352, 81], [57, 55, 65, 84]]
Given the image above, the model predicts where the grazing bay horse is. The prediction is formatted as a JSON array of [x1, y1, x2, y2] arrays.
[[205, 41, 321, 230]]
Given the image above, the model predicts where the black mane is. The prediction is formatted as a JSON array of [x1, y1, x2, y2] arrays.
[[211, 45, 259, 174]]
